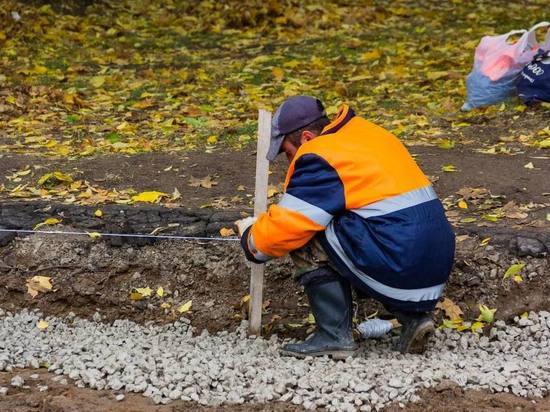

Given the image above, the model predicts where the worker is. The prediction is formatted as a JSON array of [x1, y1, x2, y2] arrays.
[[236, 96, 455, 359]]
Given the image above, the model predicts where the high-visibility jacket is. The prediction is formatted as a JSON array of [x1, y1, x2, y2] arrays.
[[241, 105, 455, 312]]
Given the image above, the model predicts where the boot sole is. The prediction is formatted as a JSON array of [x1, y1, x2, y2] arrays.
[[280, 348, 357, 360], [401, 320, 435, 354]]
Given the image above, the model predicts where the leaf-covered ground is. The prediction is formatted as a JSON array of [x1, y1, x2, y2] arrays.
[[0, 0, 549, 158]]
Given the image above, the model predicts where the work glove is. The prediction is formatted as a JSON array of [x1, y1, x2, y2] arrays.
[[235, 216, 257, 238]]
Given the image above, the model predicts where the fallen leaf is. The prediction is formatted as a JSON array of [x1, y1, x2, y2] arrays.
[[156, 287, 164, 297], [457, 199, 468, 209], [94, 209, 103, 218], [26, 276, 53, 298], [438, 139, 455, 149], [206, 135, 218, 145], [189, 176, 218, 189], [362, 49, 381, 61], [307, 313, 316, 325], [436, 297, 463, 321], [477, 304, 496, 324], [272, 67, 284, 81], [503, 263, 525, 279], [219, 227, 235, 237], [132, 191, 168, 203], [513, 275, 523, 283], [471, 321, 484, 333], [178, 300, 192, 313], [172, 188, 181, 201], [87, 232, 101, 239], [130, 287, 153, 301], [34, 218, 62, 230], [426, 71, 448, 80], [37, 171, 73, 187], [90, 76, 106, 88], [441, 164, 457, 172], [524, 162, 534, 169], [160, 302, 171, 309], [37, 320, 49, 330]]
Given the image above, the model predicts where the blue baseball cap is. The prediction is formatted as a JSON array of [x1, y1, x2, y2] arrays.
[[267, 96, 326, 161]]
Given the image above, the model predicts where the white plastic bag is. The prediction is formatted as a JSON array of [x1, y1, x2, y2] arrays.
[[462, 23, 549, 111]]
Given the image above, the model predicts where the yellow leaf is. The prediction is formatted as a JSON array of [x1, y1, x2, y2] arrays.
[[37, 171, 73, 187], [524, 162, 535, 169], [130, 287, 153, 301], [90, 76, 106, 88], [513, 275, 523, 283], [307, 313, 316, 325], [219, 227, 235, 237], [206, 135, 218, 145], [435, 298, 463, 321], [156, 287, 164, 297], [426, 71, 448, 80], [458, 199, 468, 209], [132, 99, 155, 109], [160, 302, 171, 309], [241, 294, 251, 304], [441, 164, 457, 172], [477, 304, 496, 324], [546, 213, 550, 222], [437, 139, 455, 149], [94, 209, 103, 218], [6, 95, 16, 105], [272, 67, 284, 81], [480, 237, 491, 246], [538, 138, 550, 149], [26, 276, 53, 298], [482, 213, 501, 222], [362, 49, 381, 61], [132, 191, 167, 203], [286, 323, 304, 329], [34, 218, 62, 230], [520, 312, 529, 319], [178, 300, 192, 313], [33, 65, 48, 74], [471, 321, 485, 333], [87, 232, 101, 239], [37, 320, 49, 330], [503, 263, 525, 279]]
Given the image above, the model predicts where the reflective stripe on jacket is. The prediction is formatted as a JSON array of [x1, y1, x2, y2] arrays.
[[241, 105, 455, 311]]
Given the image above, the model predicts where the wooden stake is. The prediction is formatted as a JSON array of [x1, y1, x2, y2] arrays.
[[249, 109, 271, 336]]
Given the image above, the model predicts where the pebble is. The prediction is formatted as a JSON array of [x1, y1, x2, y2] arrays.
[[10, 375, 24, 387], [0, 309, 548, 409]]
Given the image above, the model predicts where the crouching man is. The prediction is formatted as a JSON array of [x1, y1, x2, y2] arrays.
[[237, 96, 455, 358]]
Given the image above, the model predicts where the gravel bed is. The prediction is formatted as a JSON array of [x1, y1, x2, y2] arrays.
[[0, 309, 549, 411]]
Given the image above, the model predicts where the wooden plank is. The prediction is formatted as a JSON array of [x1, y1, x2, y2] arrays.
[[249, 109, 272, 336]]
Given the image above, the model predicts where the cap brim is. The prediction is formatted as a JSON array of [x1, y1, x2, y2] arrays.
[[266, 134, 284, 161]]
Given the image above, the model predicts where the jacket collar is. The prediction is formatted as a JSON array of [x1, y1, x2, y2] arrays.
[[321, 104, 355, 135]]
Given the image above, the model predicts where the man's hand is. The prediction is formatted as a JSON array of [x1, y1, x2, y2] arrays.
[[235, 216, 257, 238]]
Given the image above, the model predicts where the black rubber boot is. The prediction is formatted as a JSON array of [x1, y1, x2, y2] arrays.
[[280, 269, 357, 359], [394, 311, 434, 354]]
